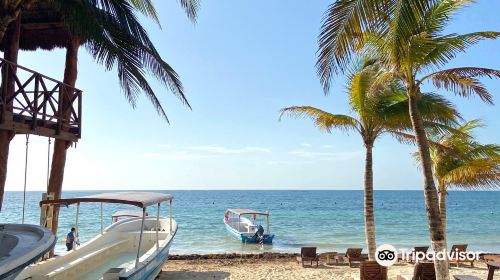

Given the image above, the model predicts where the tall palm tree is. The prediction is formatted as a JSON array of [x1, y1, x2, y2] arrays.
[[316, 1, 500, 277], [280, 60, 459, 260], [427, 120, 500, 237]]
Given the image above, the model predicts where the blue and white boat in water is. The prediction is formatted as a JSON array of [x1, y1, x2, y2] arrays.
[[16, 192, 177, 280], [0, 224, 56, 280], [224, 209, 274, 244]]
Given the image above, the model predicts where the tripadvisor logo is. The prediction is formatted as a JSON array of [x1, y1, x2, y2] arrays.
[[375, 244, 482, 267], [375, 244, 397, 267]]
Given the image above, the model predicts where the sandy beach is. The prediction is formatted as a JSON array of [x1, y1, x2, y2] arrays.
[[159, 254, 499, 280]]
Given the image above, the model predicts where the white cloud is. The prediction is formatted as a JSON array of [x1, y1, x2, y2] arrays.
[[300, 143, 311, 147], [322, 145, 334, 149], [143, 151, 209, 160], [142, 145, 271, 161], [189, 146, 271, 154], [289, 149, 363, 160]]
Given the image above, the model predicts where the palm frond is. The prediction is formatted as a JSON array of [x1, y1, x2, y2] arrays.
[[55, 0, 192, 121], [128, 0, 160, 25], [380, 92, 460, 128], [279, 106, 360, 134], [419, 32, 500, 69], [177, 0, 200, 23], [316, 0, 389, 93], [421, 0, 472, 36], [421, 67, 500, 104], [442, 159, 500, 190]]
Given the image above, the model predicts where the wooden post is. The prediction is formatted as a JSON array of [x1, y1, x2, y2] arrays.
[[40, 192, 54, 230], [0, 17, 20, 211], [32, 75, 39, 129], [77, 90, 82, 136], [40, 192, 54, 259]]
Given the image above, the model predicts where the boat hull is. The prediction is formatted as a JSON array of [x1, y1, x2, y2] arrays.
[[119, 232, 173, 280], [223, 218, 274, 244], [16, 217, 177, 280], [0, 224, 56, 280], [119, 236, 173, 280]]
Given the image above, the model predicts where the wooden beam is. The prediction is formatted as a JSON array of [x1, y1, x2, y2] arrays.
[[0, 120, 79, 142]]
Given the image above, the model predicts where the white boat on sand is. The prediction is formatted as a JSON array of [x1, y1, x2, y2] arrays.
[[16, 192, 177, 280], [0, 224, 56, 280]]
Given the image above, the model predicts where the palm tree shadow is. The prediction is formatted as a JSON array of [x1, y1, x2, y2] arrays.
[[159, 271, 230, 279]]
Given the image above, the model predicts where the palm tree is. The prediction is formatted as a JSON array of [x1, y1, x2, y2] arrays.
[[316, 1, 500, 278], [280, 60, 459, 260], [426, 120, 500, 237]]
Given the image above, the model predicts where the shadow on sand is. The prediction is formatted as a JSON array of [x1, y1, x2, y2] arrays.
[[158, 271, 230, 280]]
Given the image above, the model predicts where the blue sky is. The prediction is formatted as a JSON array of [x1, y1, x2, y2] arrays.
[[4, 1, 500, 191]]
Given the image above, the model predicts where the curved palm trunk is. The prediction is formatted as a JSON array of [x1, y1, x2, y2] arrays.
[[47, 35, 80, 234], [364, 143, 376, 260], [409, 94, 449, 280], [438, 181, 447, 241], [0, 17, 20, 210]]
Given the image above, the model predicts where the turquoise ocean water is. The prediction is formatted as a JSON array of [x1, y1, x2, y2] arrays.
[[0, 190, 499, 254]]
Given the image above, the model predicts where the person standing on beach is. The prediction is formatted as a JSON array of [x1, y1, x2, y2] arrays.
[[66, 227, 77, 251]]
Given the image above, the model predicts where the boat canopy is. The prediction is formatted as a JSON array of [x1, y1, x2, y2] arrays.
[[39, 192, 173, 208], [226, 209, 268, 216]]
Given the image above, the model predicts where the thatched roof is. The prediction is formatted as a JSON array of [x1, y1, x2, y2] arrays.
[[0, 1, 78, 51]]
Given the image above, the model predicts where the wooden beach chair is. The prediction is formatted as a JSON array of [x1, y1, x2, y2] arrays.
[[360, 261, 387, 280], [296, 247, 319, 267], [454, 261, 500, 280], [449, 244, 474, 267], [345, 248, 367, 267], [483, 254, 500, 263], [397, 262, 435, 280]]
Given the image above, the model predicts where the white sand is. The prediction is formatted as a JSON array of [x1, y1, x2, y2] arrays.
[[160, 259, 499, 280]]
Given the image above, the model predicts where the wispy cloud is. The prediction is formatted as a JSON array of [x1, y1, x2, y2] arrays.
[[189, 146, 271, 154], [143, 145, 271, 161], [322, 145, 333, 149], [143, 151, 209, 160], [289, 149, 363, 160], [300, 143, 311, 147]]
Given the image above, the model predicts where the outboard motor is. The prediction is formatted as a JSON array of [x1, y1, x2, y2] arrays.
[[254, 225, 265, 243]]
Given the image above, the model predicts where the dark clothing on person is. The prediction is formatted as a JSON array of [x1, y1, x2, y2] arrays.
[[66, 230, 75, 251]]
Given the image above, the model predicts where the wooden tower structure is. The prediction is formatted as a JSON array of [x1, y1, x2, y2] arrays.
[[0, 1, 82, 142]]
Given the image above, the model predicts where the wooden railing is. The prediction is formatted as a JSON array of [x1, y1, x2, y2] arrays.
[[0, 58, 82, 141]]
